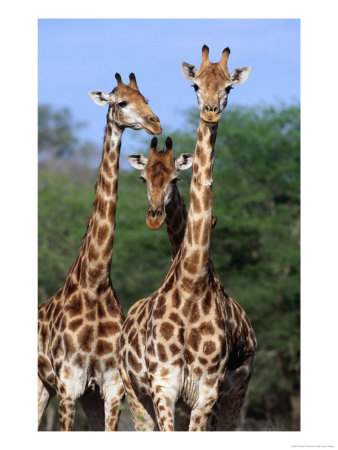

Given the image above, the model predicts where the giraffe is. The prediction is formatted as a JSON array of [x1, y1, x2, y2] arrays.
[[126, 136, 218, 430], [126, 136, 193, 258], [118, 45, 256, 432], [38, 72, 161, 431]]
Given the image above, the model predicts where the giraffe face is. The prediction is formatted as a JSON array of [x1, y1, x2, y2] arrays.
[[127, 137, 193, 230], [181, 45, 251, 123], [89, 73, 161, 135]]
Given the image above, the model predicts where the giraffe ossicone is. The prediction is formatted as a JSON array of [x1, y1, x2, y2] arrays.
[[181, 45, 251, 123]]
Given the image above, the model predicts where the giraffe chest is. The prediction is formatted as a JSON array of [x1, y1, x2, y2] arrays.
[[38, 288, 124, 394], [121, 289, 230, 401]]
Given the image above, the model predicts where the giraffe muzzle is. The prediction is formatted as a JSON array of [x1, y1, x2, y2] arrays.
[[146, 207, 166, 230], [145, 115, 162, 135], [201, 104, 221, 123]]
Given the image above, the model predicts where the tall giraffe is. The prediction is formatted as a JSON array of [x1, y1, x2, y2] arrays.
[[119, 46, 256, 431], [38, 72, 161, 431]]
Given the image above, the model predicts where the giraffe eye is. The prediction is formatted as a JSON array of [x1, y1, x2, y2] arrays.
[[139, 176, 146, 183], [225, 86, 233, 94], [171, 177, 179, 184], [118, 101, 127, 108], [191, 84, 199, 92]]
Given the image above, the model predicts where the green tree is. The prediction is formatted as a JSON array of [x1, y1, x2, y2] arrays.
[[38, 104, 98, 162], [38, 104, 83, 158]]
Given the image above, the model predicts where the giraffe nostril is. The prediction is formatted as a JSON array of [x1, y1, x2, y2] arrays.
[[147, 115, 158, 124], [205, 105, 219, 113], [147, 207, 164, 220]]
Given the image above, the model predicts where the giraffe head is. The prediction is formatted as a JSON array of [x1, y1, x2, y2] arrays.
[[127, 137, 193, 230], [181, 45, 251, 123], [89, 73, 161, 135]]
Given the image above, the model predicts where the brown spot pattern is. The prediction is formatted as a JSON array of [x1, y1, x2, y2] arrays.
[[128, 351, 142, 373], [190, 303, 200, 323], [157, 343, 168, 362], [153, 296, 166, 319], [169, 343, 181, 356], [184, 349, 195, 363], [171, 289, 181, 308], [65, 294, 83, 317], [88, 244, 99, 261], [96, 339, 113, 356], [98, 321, 120, 337], [203, 340, 216, 355], [188, 328, 201, 351], [159, 322, 174, 340], [199, 321, 215, 335], [77, 325, 94, 352], [148, 361, 158, 373], [202, 291, 212, 315], [63, 333, 75, 357], [193, 218, 203, 244], [169, 312, 181, 324]]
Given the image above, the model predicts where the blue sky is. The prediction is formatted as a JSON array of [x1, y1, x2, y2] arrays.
[[38, 19, 300, 159]]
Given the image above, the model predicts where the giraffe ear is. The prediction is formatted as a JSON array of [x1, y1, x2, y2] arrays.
[[229, 67, 251, 85], [181, 62, 197, 82], [127, 154, 148, 170], [175, 153, 194, 171], [89, 90, 111, 106]]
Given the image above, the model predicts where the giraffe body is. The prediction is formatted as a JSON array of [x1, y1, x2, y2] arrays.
[[119, 47, 256, 431], [38, 73, 161, 431]]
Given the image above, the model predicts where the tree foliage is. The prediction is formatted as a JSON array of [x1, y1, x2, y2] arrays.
[[38, 103, 300, 430], [38, 104, 98, 162]]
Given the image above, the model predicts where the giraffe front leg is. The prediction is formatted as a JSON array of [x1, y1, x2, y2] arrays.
[[126, 392, 155, 431], [151, 388, 176, 432], [55, 366, 82, 431], [149, 364, 181, 431], [150, 374, 179, 431], [57, 390, 76, 431], [119, 354, 155, 431], [104, 394, 124, 431], [189, 384, 219, 431], [38, 377, 54, 427], [103, 373, 125, 431], [206, 397, 220, 431]]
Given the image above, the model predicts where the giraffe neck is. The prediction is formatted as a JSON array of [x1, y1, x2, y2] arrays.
[[71, 111, 123, 292], [164, 185, 188, 258], [178, 120, 217, 288]]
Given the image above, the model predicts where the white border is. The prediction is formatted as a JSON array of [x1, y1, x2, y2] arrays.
[[1, 1, 337, 449]]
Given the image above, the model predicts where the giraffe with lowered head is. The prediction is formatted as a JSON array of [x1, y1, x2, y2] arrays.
[[119, 46, 256, 431], [38, 72, 161, 431], [126, 136, 218, 430], [127, 136, 194, 258]]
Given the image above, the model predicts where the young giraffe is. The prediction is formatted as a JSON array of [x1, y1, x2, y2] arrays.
[[38, 72, 161, 431], [126, 136, 218, 430], [119, 46, 256, 431], [127, 136, 216, 430], [127, 136, 194, 258]]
